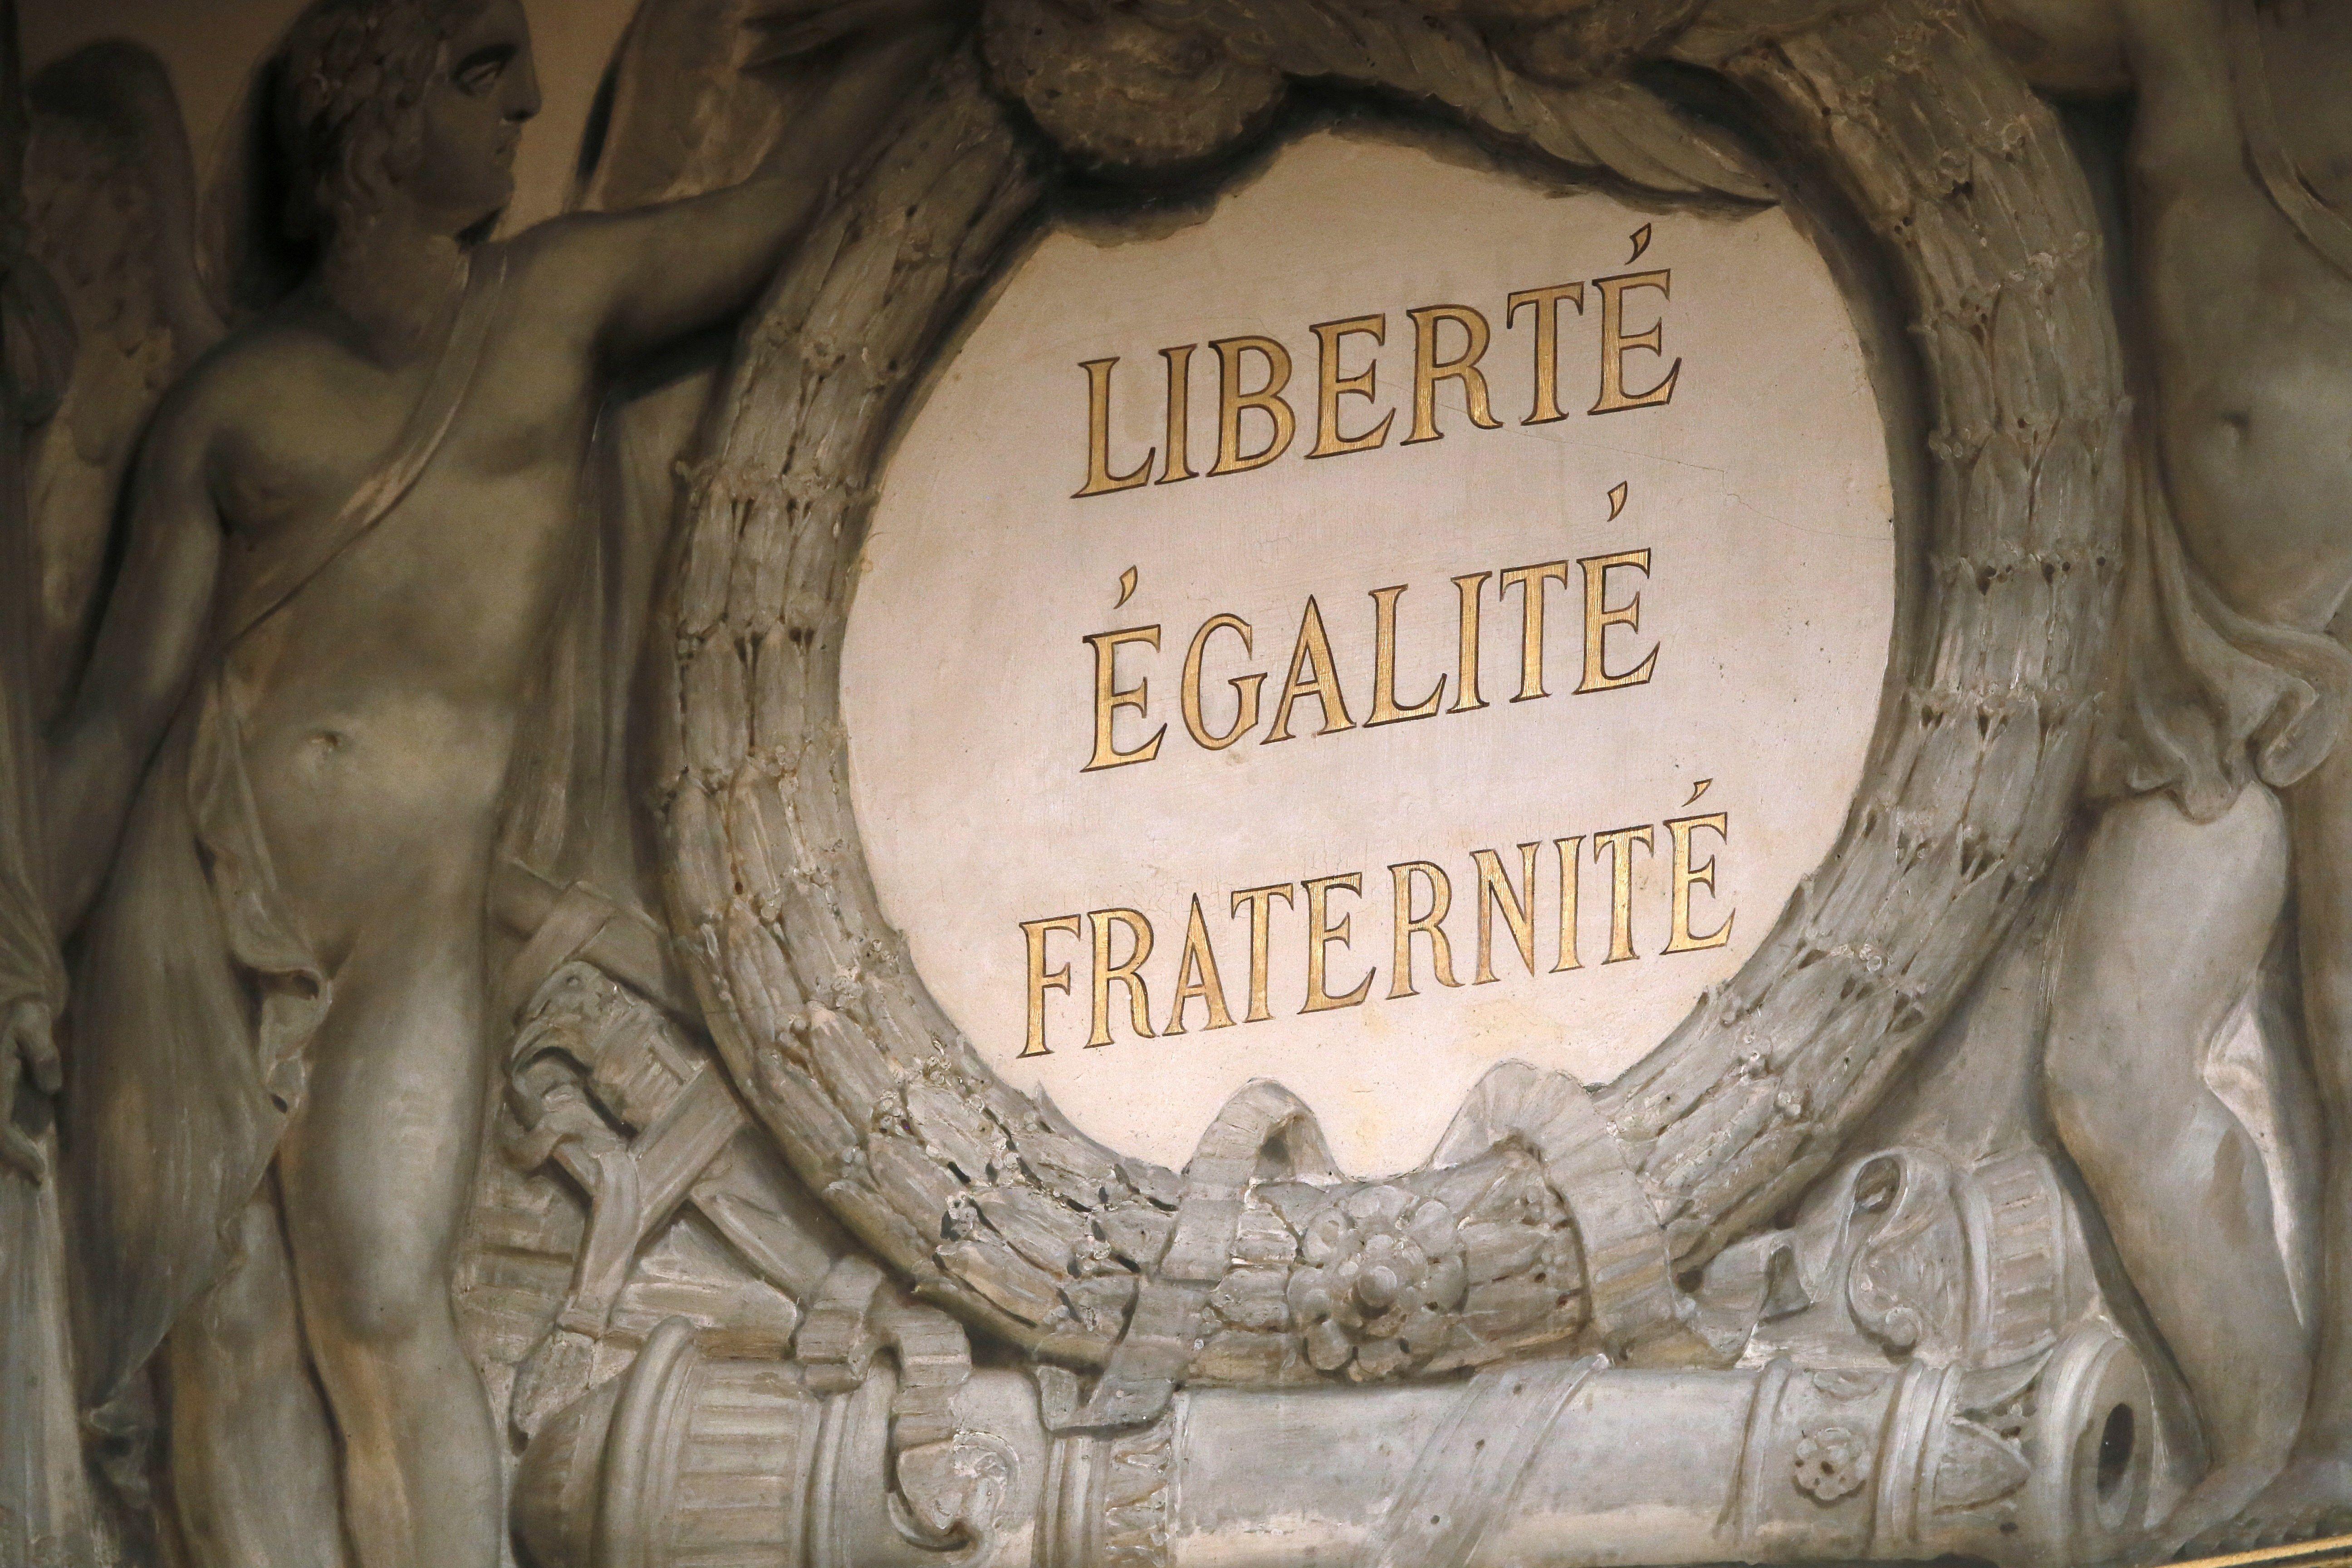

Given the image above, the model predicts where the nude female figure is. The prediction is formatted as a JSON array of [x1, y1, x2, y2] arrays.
[[40, 3, 946, 1563], [1980, 0, 2352, 1548]]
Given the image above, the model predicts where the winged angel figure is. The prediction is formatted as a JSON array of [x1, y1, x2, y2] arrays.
[[0, 1, 954, 1562]]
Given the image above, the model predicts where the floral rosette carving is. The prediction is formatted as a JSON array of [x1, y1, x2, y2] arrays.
[[1287, 1185, 1468, 1379], [1791, 1425, 1872, 1503]]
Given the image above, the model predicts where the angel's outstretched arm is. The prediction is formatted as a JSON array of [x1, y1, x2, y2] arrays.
[[521, 15, 955, 366], [44, 392, 220, 931], [1974, 0, 2132, 93]]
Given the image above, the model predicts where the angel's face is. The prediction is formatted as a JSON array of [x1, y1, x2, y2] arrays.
[[410, 0, 540, 235]]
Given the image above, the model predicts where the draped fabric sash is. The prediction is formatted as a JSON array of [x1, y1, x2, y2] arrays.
[[2227, 0, 2352, 286], [2091, 439, 2352, 821], [72, 247, 507, 1440], [193, 248, 509, 1116], [2089, 19, 2352, 818]]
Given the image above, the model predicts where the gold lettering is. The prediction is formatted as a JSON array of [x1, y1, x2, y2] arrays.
[[1471, 843, 1541, 983], [1210, 335, 1297, 475], [1230, 883, 1296, 1024], [1180, 614, 1264, 749], [1366, 584, 1445, 726], [1075, 357, 1154, 497], [1506, 282, 1586, 426], [1577, 549, 1657, 694], [1303, 872, 1373, 1012], [1405, 304, 1502, 444], [1264, 596, 1355, 741], [1021, 914, 1083, 1058], [1388, 860, 1460, 999], [1165, 894, 1237, 1033], [1159, 343, 1198, 484], [1665, 813, 1735, 954], [1087, 908, 1156, 1047], [1589, 270, 1681, 416], [1450, 571, 1489, 713], [1083, 626, 1166, 771], [1591, 826, 1655, 965], [1499, 561, 1571, 702], [1552, 835, 1584, 972], [1308, 314, 1394, 459]]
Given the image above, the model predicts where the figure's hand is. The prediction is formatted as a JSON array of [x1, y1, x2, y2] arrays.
[[0, 998, 60, 1184], [746, 0, 968, 70]]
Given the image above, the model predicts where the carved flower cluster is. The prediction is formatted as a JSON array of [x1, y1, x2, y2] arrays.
[[1287, 1185, 1467, 1379], [1791, 1425, 1872, 1503]]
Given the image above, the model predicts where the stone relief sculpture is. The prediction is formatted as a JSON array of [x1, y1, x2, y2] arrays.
[[1965, 0, 2352, 1551], [7, 1, 950, 1561], [0, 3, 86, 1562], [4, 0, 2352, 1564]]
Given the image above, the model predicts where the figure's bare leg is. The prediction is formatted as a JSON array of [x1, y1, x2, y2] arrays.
[[2045, 787, 2306, 1551], [2214, 740, 2352, 1547], [277, 916, 500, 1568], [164, 1192, 348, 1568]]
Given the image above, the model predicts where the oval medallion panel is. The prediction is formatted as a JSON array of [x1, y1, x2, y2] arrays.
[[842, 127, 1896, 1174]]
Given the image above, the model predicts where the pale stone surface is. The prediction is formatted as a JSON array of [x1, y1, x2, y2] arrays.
[[843, 128, 1895, 1174]]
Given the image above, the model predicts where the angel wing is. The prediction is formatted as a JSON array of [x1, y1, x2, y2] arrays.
[[21, 40, 221, 724], [579, 0, 805, 212], [575, 0, 951, 212]]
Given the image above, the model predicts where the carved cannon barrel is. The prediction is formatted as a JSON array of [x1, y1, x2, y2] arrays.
[[1159, 1326, 2152, 1567], [515, 1318, 2152, 1568]]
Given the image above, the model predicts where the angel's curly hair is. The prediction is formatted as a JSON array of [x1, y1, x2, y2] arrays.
[[272, 0, 485, 243]]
